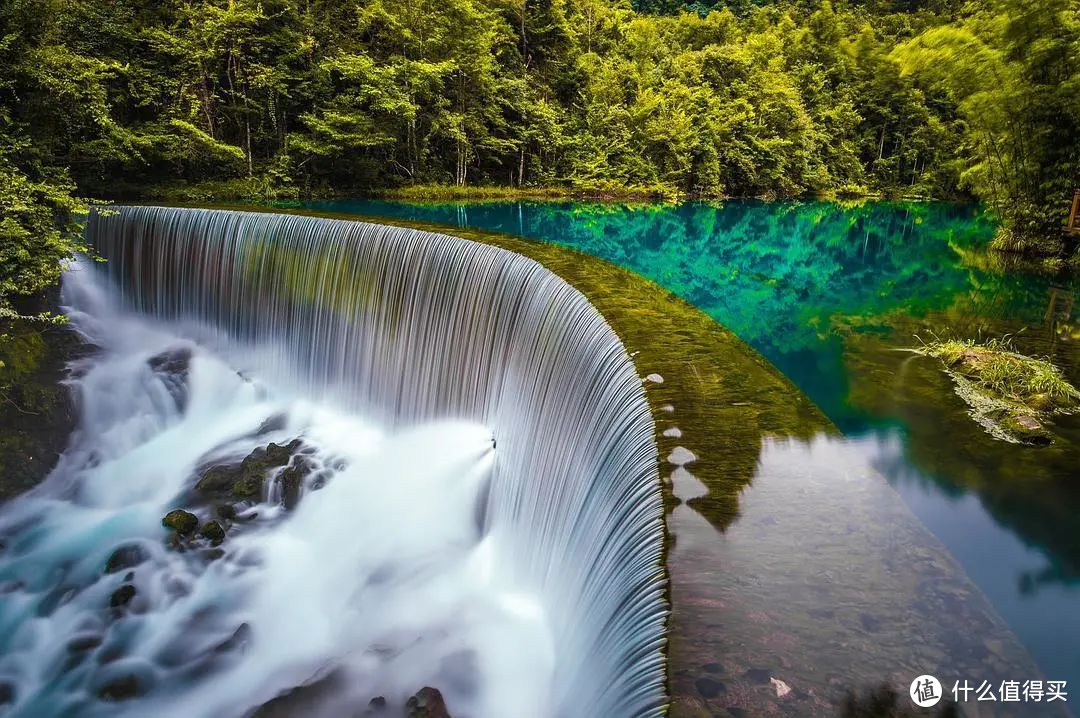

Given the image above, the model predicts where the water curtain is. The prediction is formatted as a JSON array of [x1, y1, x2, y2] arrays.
[[86, 206, 668, 716]]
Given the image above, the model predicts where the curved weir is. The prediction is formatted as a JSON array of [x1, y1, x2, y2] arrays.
[[76, 206, 667, 716]]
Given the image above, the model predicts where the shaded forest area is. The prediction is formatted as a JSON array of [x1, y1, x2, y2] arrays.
[[1, 0, 1079, 314]]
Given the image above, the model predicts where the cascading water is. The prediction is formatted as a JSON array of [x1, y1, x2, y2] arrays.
[[0, 206, 667, 717]]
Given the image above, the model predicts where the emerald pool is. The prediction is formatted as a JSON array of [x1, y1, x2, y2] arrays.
[[301, 198, 1080, 707]]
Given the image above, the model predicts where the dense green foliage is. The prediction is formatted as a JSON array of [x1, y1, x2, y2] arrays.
[[893, 0, 1080, 252], [0, 0, 1076, 301]]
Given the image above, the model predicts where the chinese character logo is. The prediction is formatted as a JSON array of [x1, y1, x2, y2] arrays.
[[911, 675, 943, 707]]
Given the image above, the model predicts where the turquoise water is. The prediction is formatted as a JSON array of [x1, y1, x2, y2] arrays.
[[301, 198, 1080, 695]]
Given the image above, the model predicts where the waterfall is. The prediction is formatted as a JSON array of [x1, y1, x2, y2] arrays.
[[22, 205, 665, 716]]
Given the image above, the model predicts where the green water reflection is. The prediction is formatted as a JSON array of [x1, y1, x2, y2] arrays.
[[300, 197, 1080, 691]]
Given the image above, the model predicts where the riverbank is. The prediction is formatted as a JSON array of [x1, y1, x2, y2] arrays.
[[121, 179, 942, 208], [0, 292, 86, 502]]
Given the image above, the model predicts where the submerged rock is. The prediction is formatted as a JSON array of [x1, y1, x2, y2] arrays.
[[405, 687, 452, 718], [68, 634, 104, 653], [109, 584, 136, 608], [96, 674, 143, 702], [162, 509, 198, 535], [104, 544, 148, 574]]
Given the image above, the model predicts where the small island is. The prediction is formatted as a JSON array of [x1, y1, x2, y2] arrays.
[[919, 337, 1080, 445]]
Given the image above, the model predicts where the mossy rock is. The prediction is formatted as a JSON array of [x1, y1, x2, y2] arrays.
[[0, 317, 84, 502], [200, 520, 226, 546], [196, 440, 304, 502], [162, 509, 198, 535], [998, 413, 1053, 446]]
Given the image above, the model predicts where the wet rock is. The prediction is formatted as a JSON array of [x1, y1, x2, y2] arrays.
[[163, 509, 199, 535], [251, 669, 346, 717], [216, 503, 237, 520], [196, 440, 305, 502], [265, 442, 292, 465], [147, 347, 192, 410], [405, 687, 451, 718], [279, 456, 314, 511], [166, 531, 186, 552], [110, 584, 136, 608], [1005, 414, 1052, 445], [200, 521, 226, 546], [0, 319, 83, 502], [105, 544, 148, 574], [255, 414, 288, 436], [214, 623, 252, 653], [770, 677, 792, 698], [68, 634, 104, 653], [366, 696, 387, 714], [97, 674, 142, 701]]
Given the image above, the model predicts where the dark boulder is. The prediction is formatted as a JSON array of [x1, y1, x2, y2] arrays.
[[96, 674, 143, 701], [200, 521, 226, 546], [405, 687, 452, 718], [279, 456, 314, 511], [162, 509, 198, 535], [109, 584, 136, 608], [68, 634, 104, 653]]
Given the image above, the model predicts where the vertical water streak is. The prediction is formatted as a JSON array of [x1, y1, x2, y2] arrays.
[[86, 206, 668, 717]]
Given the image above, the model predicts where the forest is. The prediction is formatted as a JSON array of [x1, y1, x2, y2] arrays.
[[1, 0, 1078, 314]]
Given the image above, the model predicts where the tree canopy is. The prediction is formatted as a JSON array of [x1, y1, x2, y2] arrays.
[[0, 0, 1077, 311]]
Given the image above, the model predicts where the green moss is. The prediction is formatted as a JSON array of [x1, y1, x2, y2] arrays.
[[916, 336, 1078, 445], [196, 441, 300, 501], [162, 509, 198, 535], [0, 317, 81, 500], [200, 520, 226, 546], [922, 337, 1079, 406]]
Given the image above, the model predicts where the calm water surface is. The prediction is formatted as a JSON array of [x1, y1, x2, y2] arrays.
[[301, 198, 1080, 700]]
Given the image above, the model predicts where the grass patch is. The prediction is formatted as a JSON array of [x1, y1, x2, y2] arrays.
[[917, 335, 1079, 444], [921, 337, 1079, 407]]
